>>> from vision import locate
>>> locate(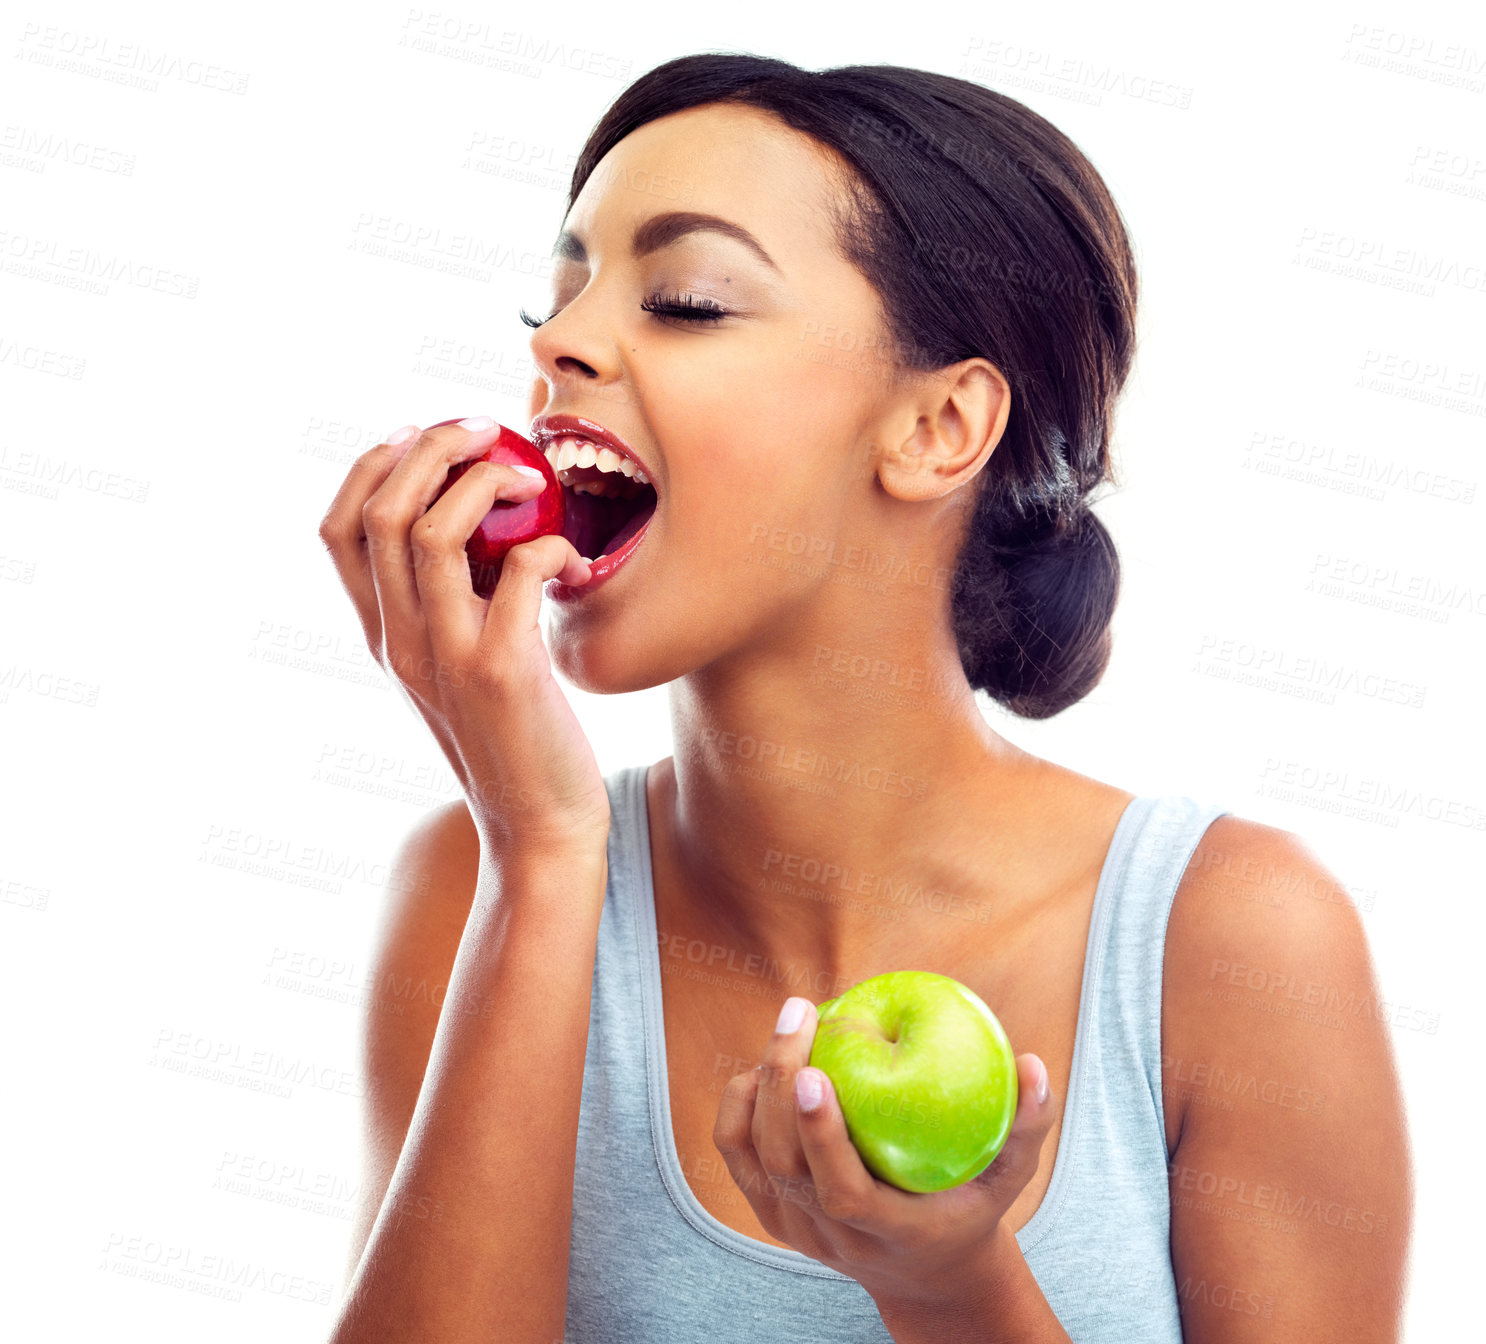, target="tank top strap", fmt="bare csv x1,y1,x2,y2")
602,763,648,918
1090,793,1232,1161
